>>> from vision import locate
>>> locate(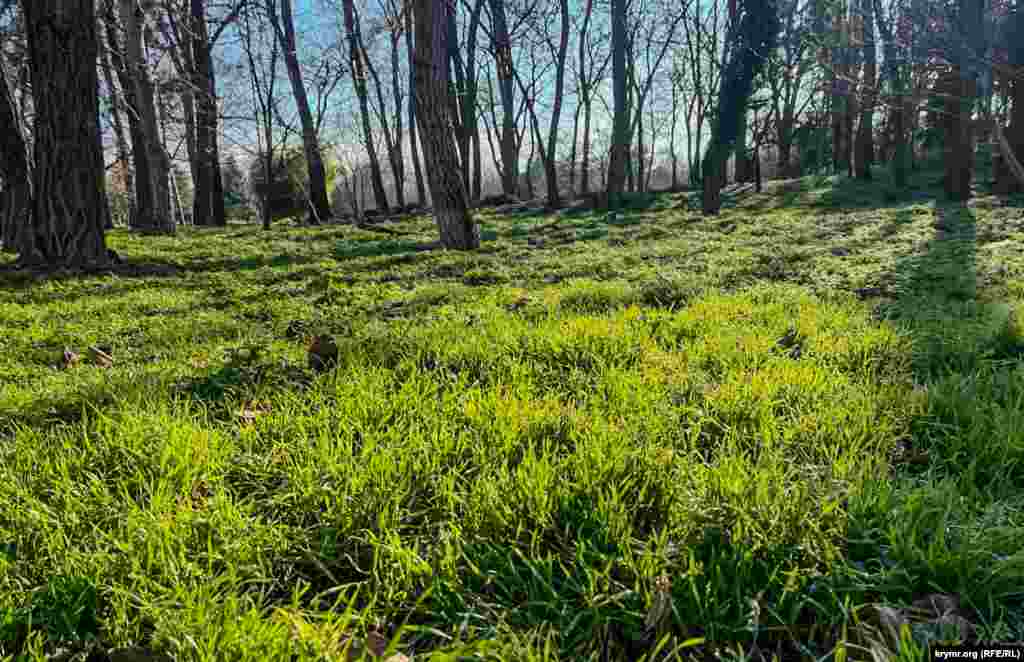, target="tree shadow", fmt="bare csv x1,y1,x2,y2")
872,200,1024,380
